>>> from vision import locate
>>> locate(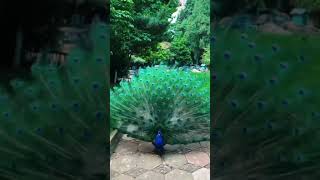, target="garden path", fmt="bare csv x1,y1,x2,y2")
111,134,210,180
